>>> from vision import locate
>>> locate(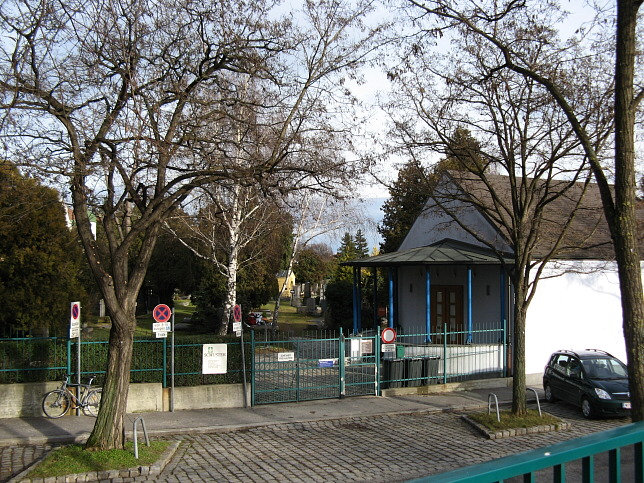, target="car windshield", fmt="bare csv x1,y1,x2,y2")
581,357,628,379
